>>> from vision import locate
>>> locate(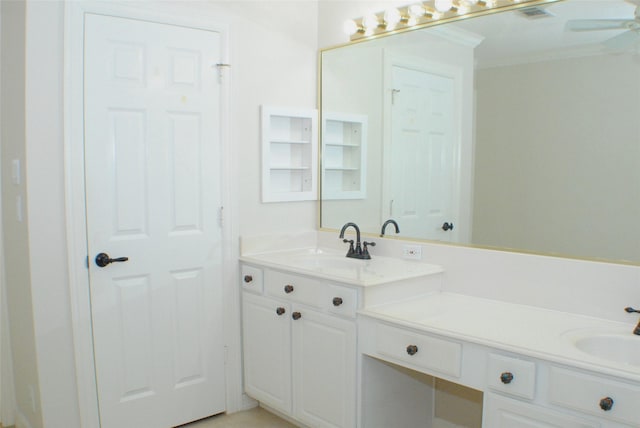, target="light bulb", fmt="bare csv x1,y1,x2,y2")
362,13,380,32
343,19,359,36
384,8,401,29
434,0,453,12
408,4,424,18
